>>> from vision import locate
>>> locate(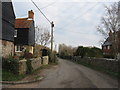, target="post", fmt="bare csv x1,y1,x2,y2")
51,21,54,62
51,21,54,52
